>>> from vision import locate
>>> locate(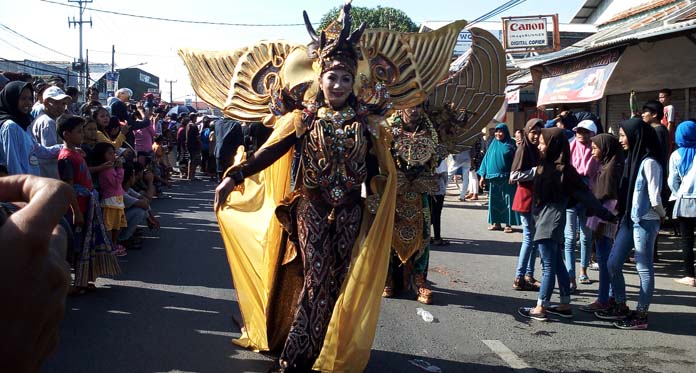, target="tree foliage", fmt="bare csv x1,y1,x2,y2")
317,6,418,33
